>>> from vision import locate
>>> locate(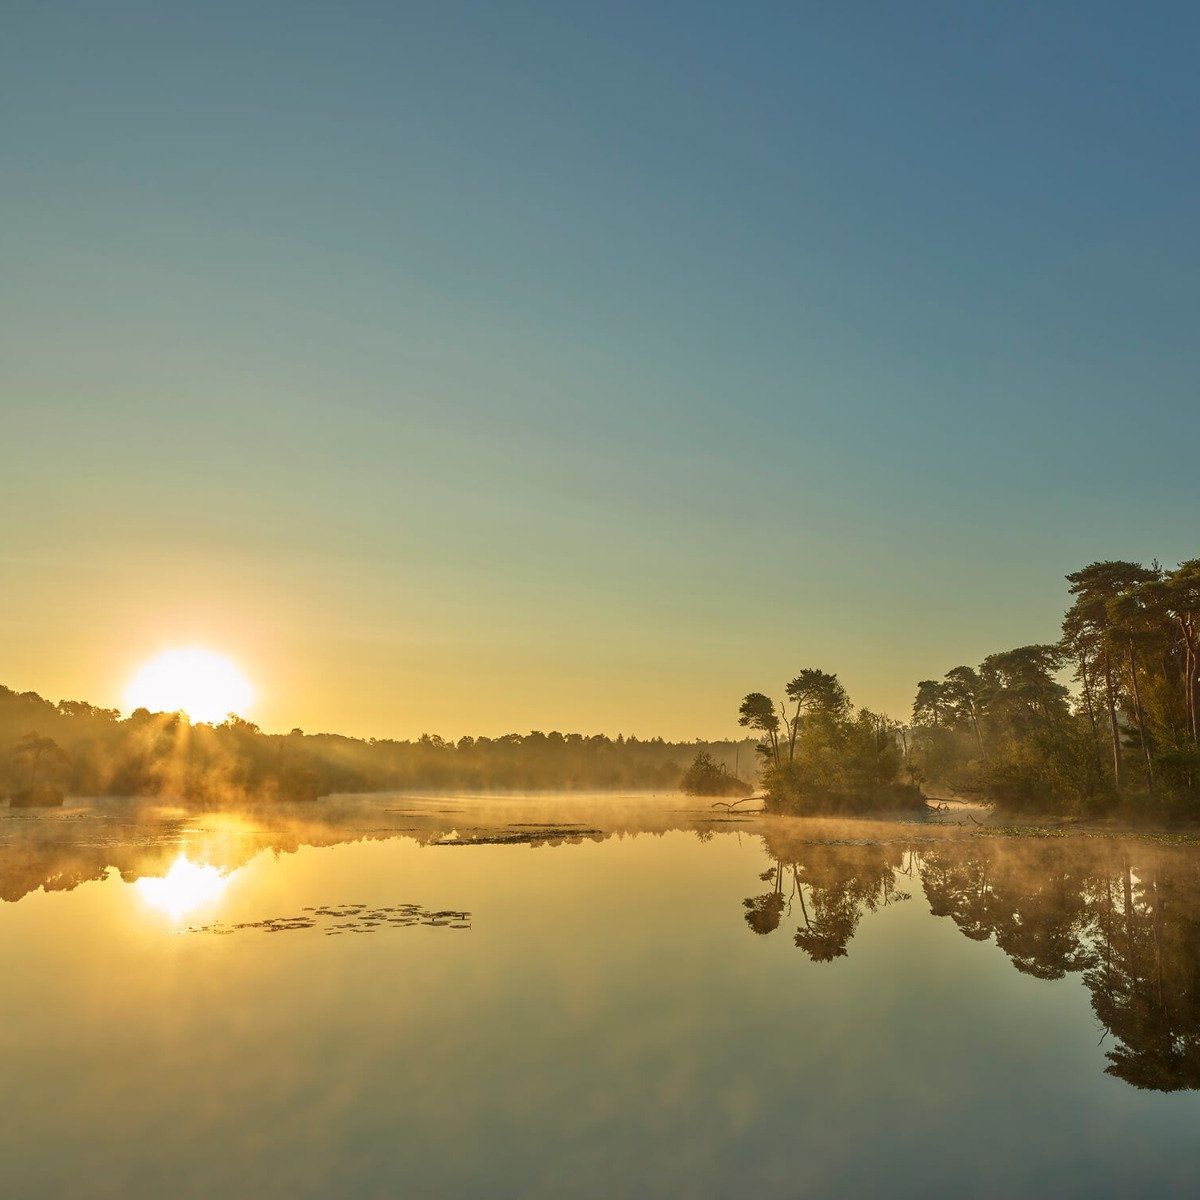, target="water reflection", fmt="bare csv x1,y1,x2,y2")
5,795,1200,1093
751,828,1200,1090
744,842,910,960
0,794,707,906
134,853,232,920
